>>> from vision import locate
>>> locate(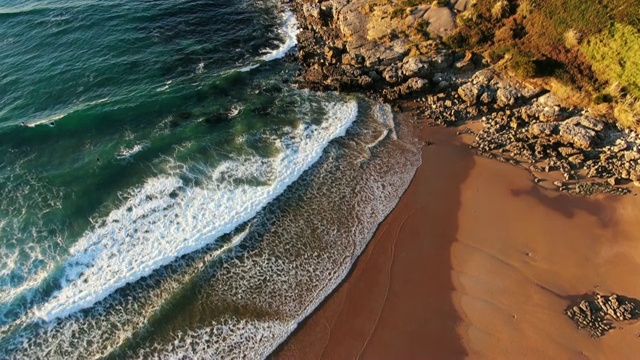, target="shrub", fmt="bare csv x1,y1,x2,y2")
444,31,469,50
390,7,406,19
415,20,431,38
485,44,514,63
509,51,537,78
492,0,510,20
593,92,614,104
